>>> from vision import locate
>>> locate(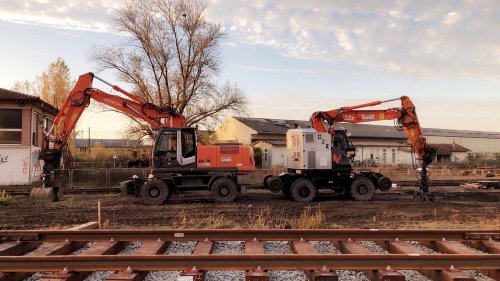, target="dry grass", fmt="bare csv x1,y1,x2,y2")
168,206,328,229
